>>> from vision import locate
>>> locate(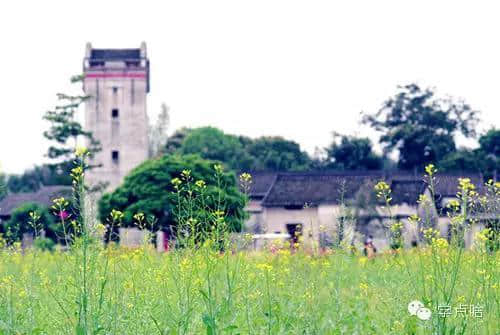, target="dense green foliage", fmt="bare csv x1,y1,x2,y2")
172,126,312,171
439,128,500,178
322,133,385,170
98,154,247,232
364,83,480,170
4,203,57,243
6,162,72,193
